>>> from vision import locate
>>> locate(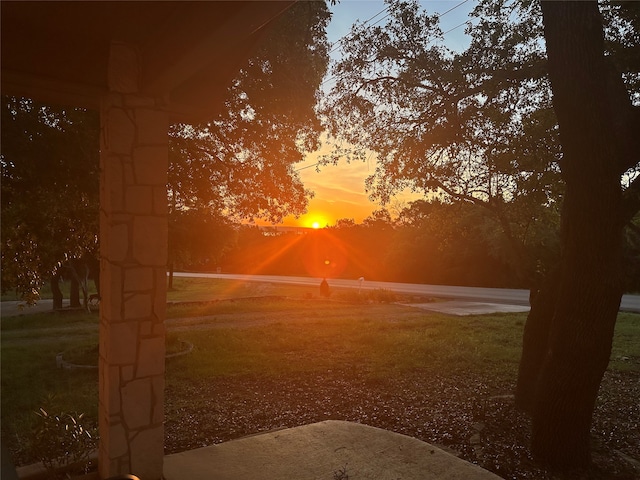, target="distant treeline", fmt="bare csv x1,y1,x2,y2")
172,202,640,292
